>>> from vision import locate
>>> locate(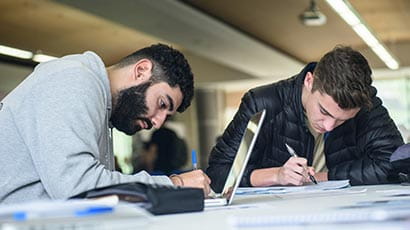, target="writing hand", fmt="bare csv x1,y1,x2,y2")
278,157,314,185
170,170,211,195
